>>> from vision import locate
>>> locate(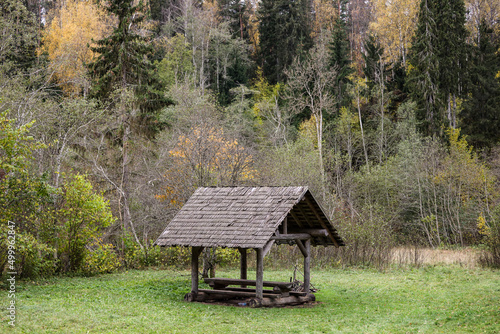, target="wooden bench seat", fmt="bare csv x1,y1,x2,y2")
204,278,294,291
